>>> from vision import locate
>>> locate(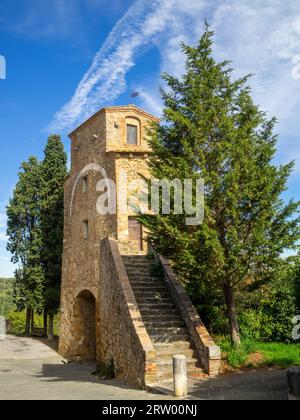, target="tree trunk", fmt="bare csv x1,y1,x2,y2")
25,308,31,336
224,284,241,346
43,310,48,338
30,310,35,336
48,313,54,341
